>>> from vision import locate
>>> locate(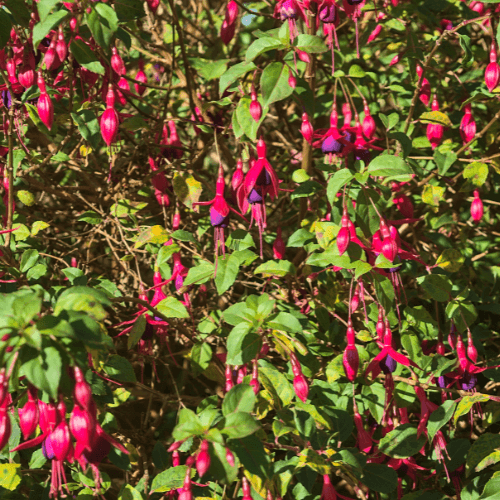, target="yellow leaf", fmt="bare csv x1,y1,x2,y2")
420,111,452,127
422,185,445,207
297,449,332,475
134,225,170,249
436,249,465,273
0,464,21,491
173,173,202,210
